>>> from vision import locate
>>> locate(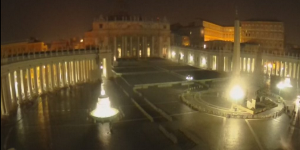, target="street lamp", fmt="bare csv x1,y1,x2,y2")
230,85,245,102
186,75,193,90
276,76,293,96
230,85,245,111
171,51,176,58
277,82,285,96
